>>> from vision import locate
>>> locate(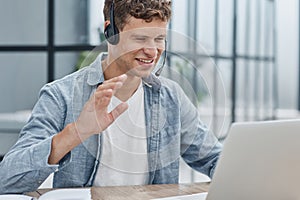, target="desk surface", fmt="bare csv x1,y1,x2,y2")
27,182,210,200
